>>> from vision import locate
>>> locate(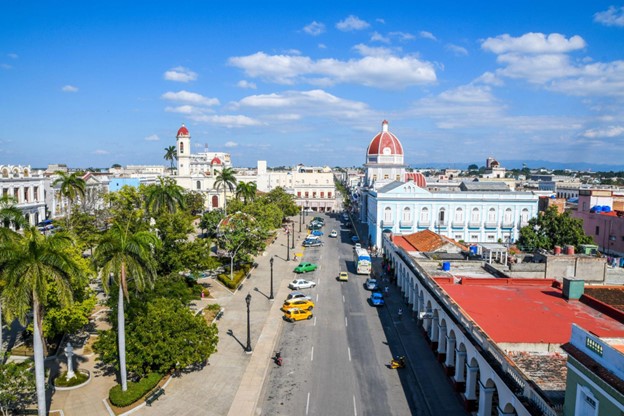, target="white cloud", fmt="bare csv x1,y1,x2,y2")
93,149,109,155
582,126,624,138
474,71,504,86
228,50,436,89
389,31,415,41
164,66,198,82
594,6,624,27
7,53,18,59
237,80,257,89
549,60,624,96
224,141,238,147
165,105,196,114
62,85,79,93
496,53,577,83
336,15,369,31
481,33,586,54
191,114,263,127
144,134,160,141
318,43,327,49
303,21,325,36
0,64,12,70
161,90,220,106
419,31,437,41
446,44,468,56
371,32,390,43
